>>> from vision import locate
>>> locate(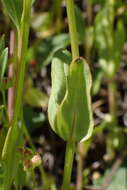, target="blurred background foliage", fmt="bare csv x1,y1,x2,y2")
1,0,127,189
